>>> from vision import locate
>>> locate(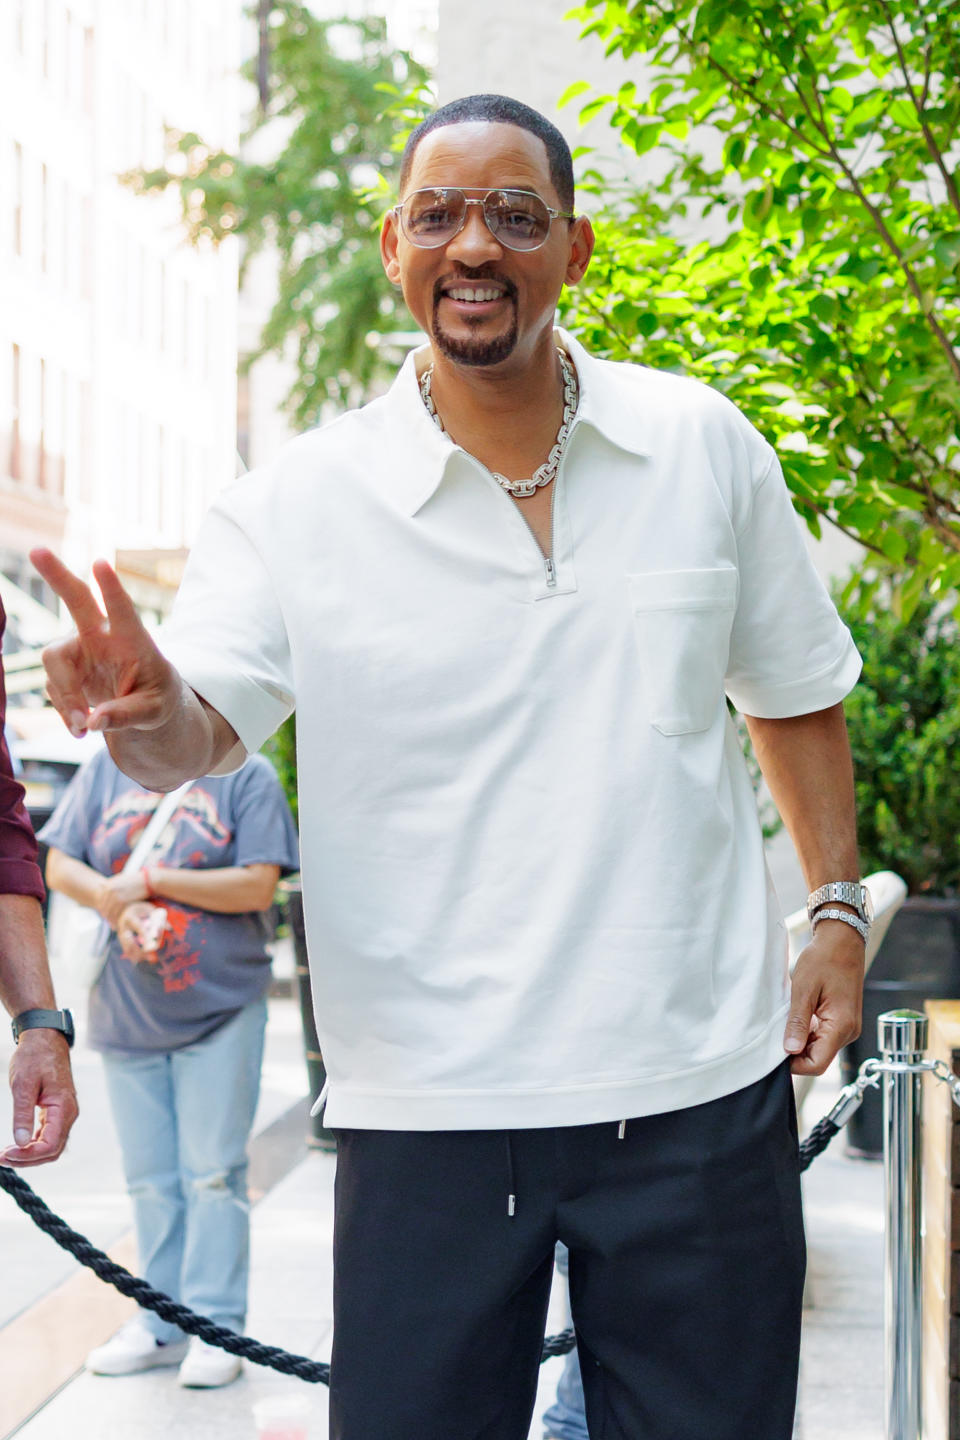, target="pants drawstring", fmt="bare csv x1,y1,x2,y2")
505,1133,516,1217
